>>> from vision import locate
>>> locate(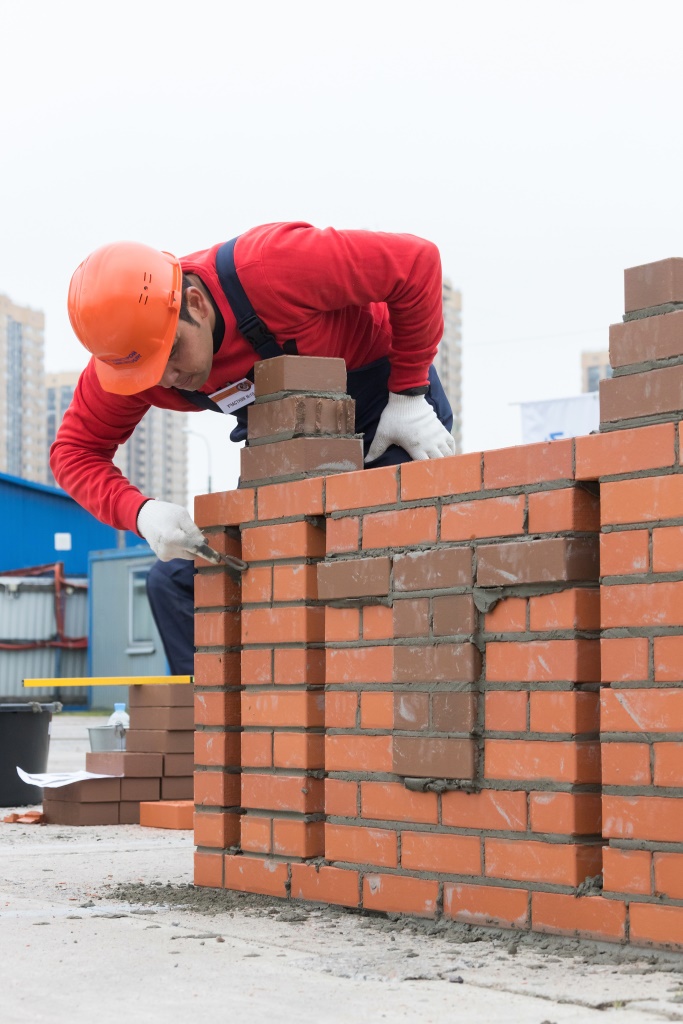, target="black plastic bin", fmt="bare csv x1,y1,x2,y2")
0,702,61,806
